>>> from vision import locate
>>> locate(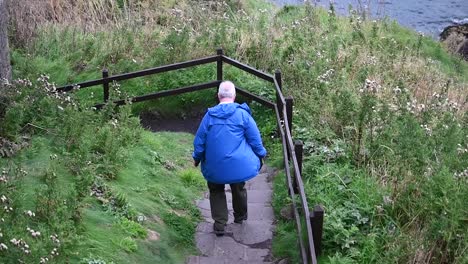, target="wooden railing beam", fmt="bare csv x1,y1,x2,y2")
57,55,218,92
